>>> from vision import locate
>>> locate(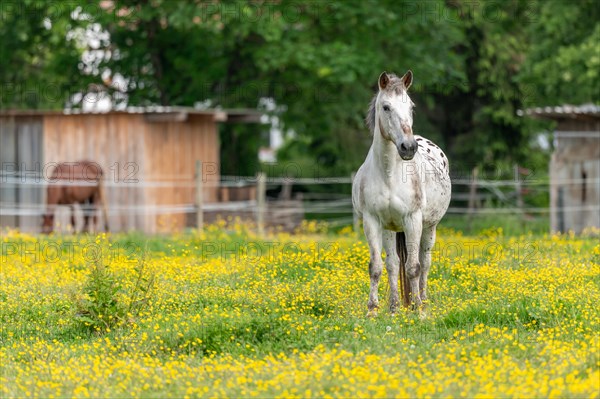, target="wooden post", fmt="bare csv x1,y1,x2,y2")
514,164,524,212
351,172,360,235
256,172,266,236
280,180,292,200
467,167,478,231
195,160,203,233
